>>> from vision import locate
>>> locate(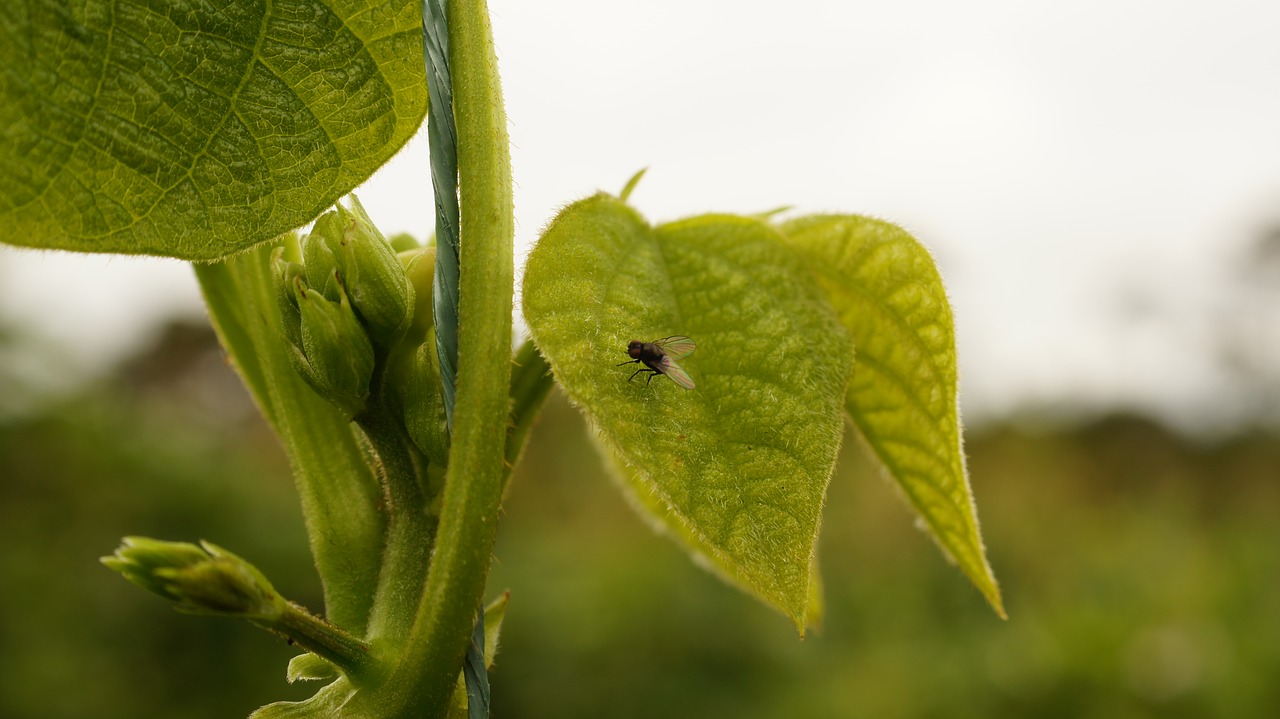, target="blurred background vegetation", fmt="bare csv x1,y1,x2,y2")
2,314,1278,719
